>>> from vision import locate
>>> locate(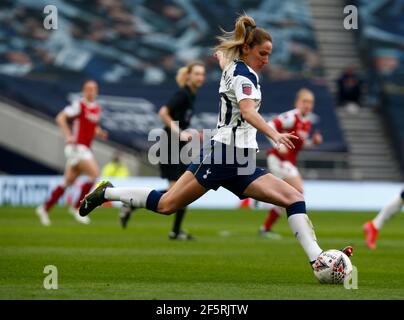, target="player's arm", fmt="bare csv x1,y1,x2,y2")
55,110,74,144
95,126,108,140
304,130,323,148
239,99,298,149
266,120,288,154
158,105,192,141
